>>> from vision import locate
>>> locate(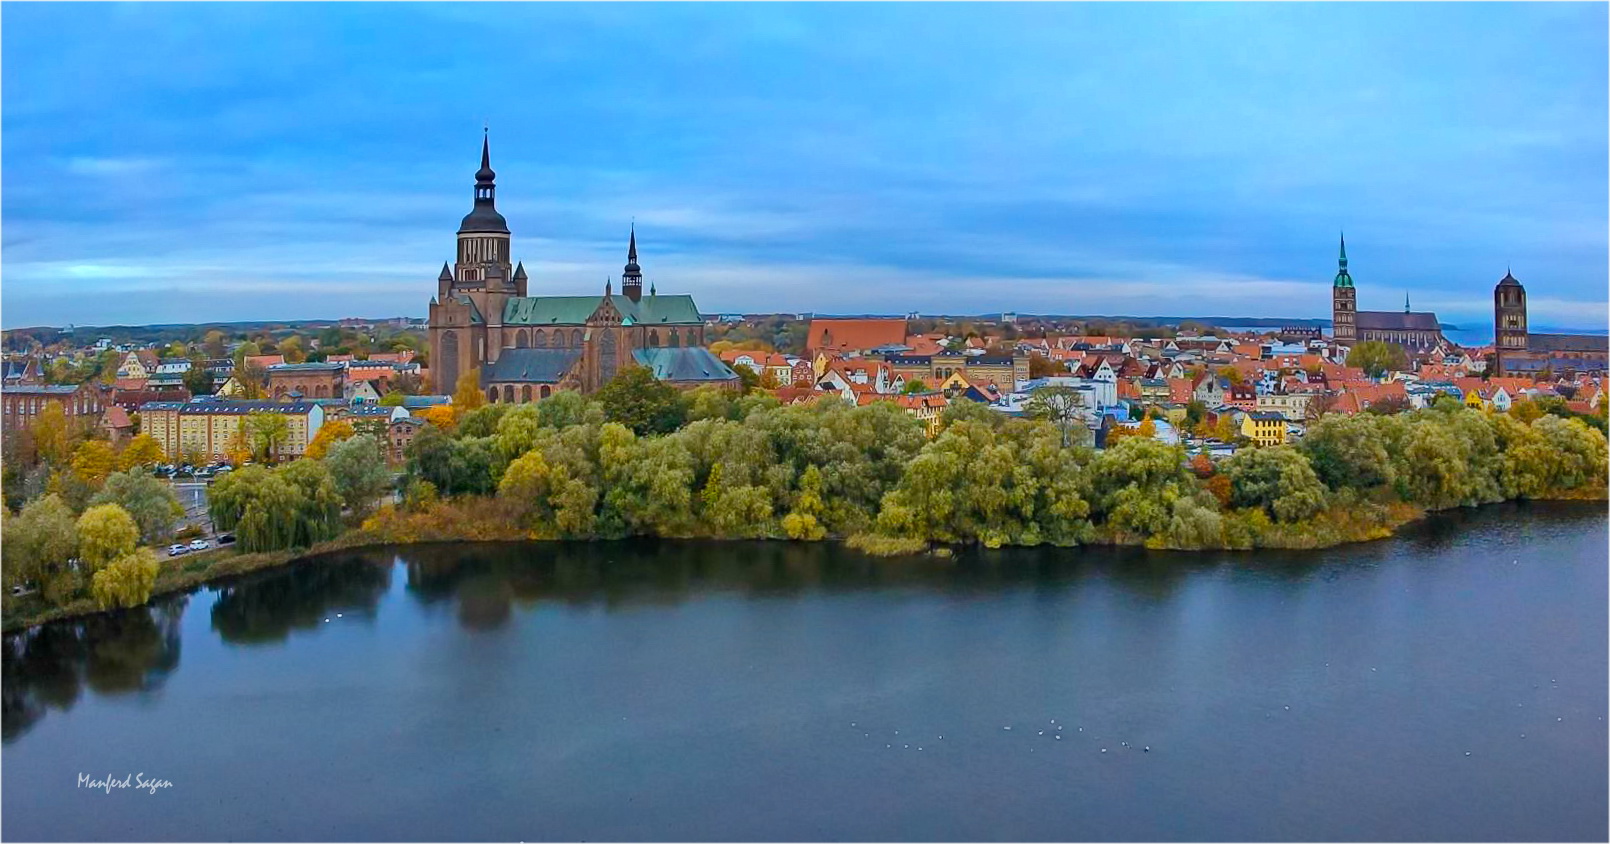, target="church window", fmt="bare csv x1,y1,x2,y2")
521,386,531,402
572,329,583,346
504,385,514,403
487,387,497,402
601,330,618,379
669,330,680,348
649,330,660,347
540,386,551,399
516,330,529,348
535,329,547,348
